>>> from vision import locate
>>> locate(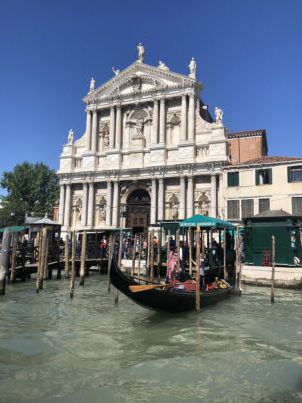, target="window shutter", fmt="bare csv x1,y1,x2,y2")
255,170,259,185
228,172,239,187
288,167,292,183
268,168,272,184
